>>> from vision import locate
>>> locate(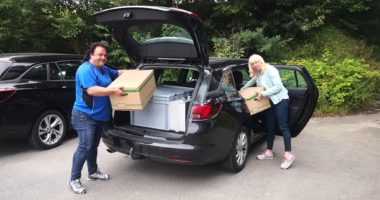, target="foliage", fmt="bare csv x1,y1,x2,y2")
201,0,373,39
287,52,380,115
0,0,379,116
161,24,185,37
211,28,286,59
0,0,123,54
0,0,56,52
94,25,133,69
211,37,244,58
283,26,374,63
